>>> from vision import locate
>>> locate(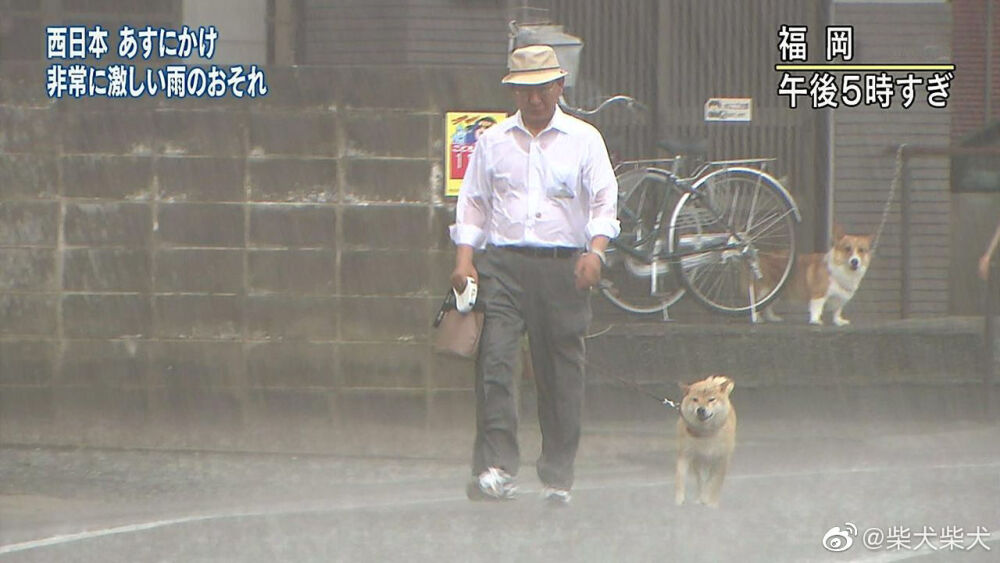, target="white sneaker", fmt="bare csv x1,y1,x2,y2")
541,486,571,505
466,467,517,501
